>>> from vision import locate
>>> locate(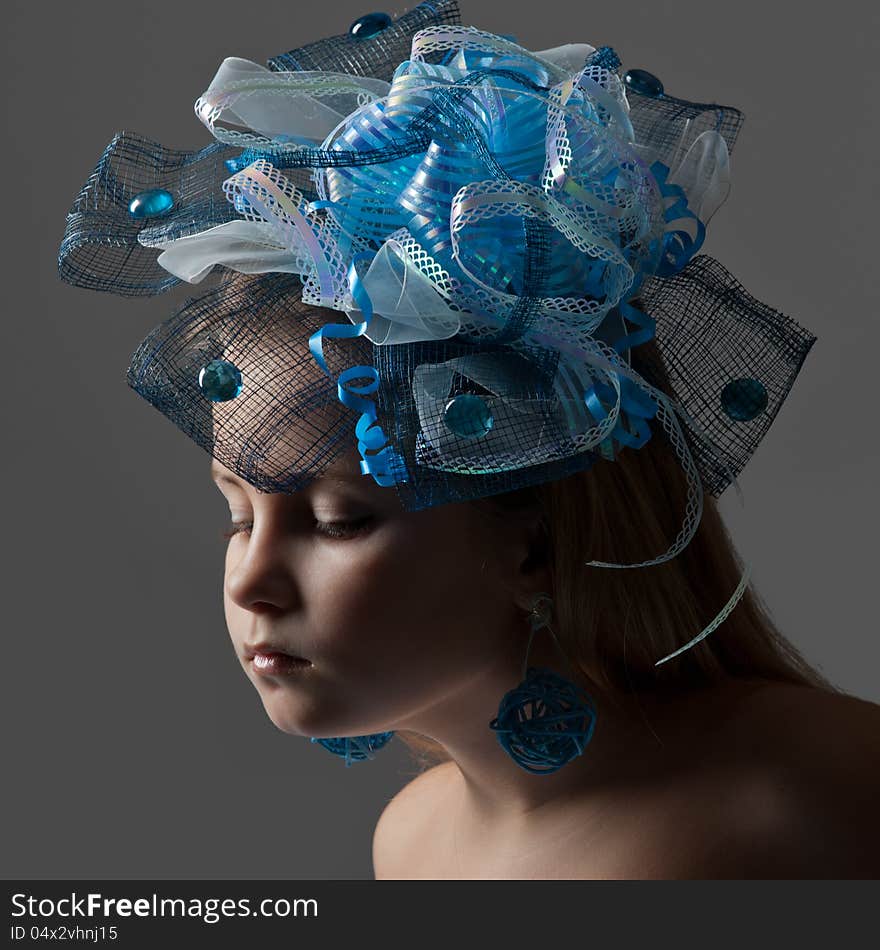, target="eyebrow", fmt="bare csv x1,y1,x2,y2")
209,467,357,489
